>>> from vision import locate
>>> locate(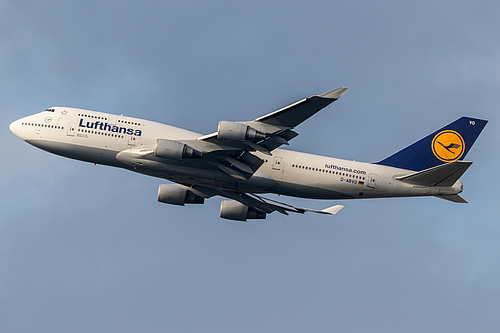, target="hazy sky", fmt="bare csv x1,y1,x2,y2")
1,1,499,332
